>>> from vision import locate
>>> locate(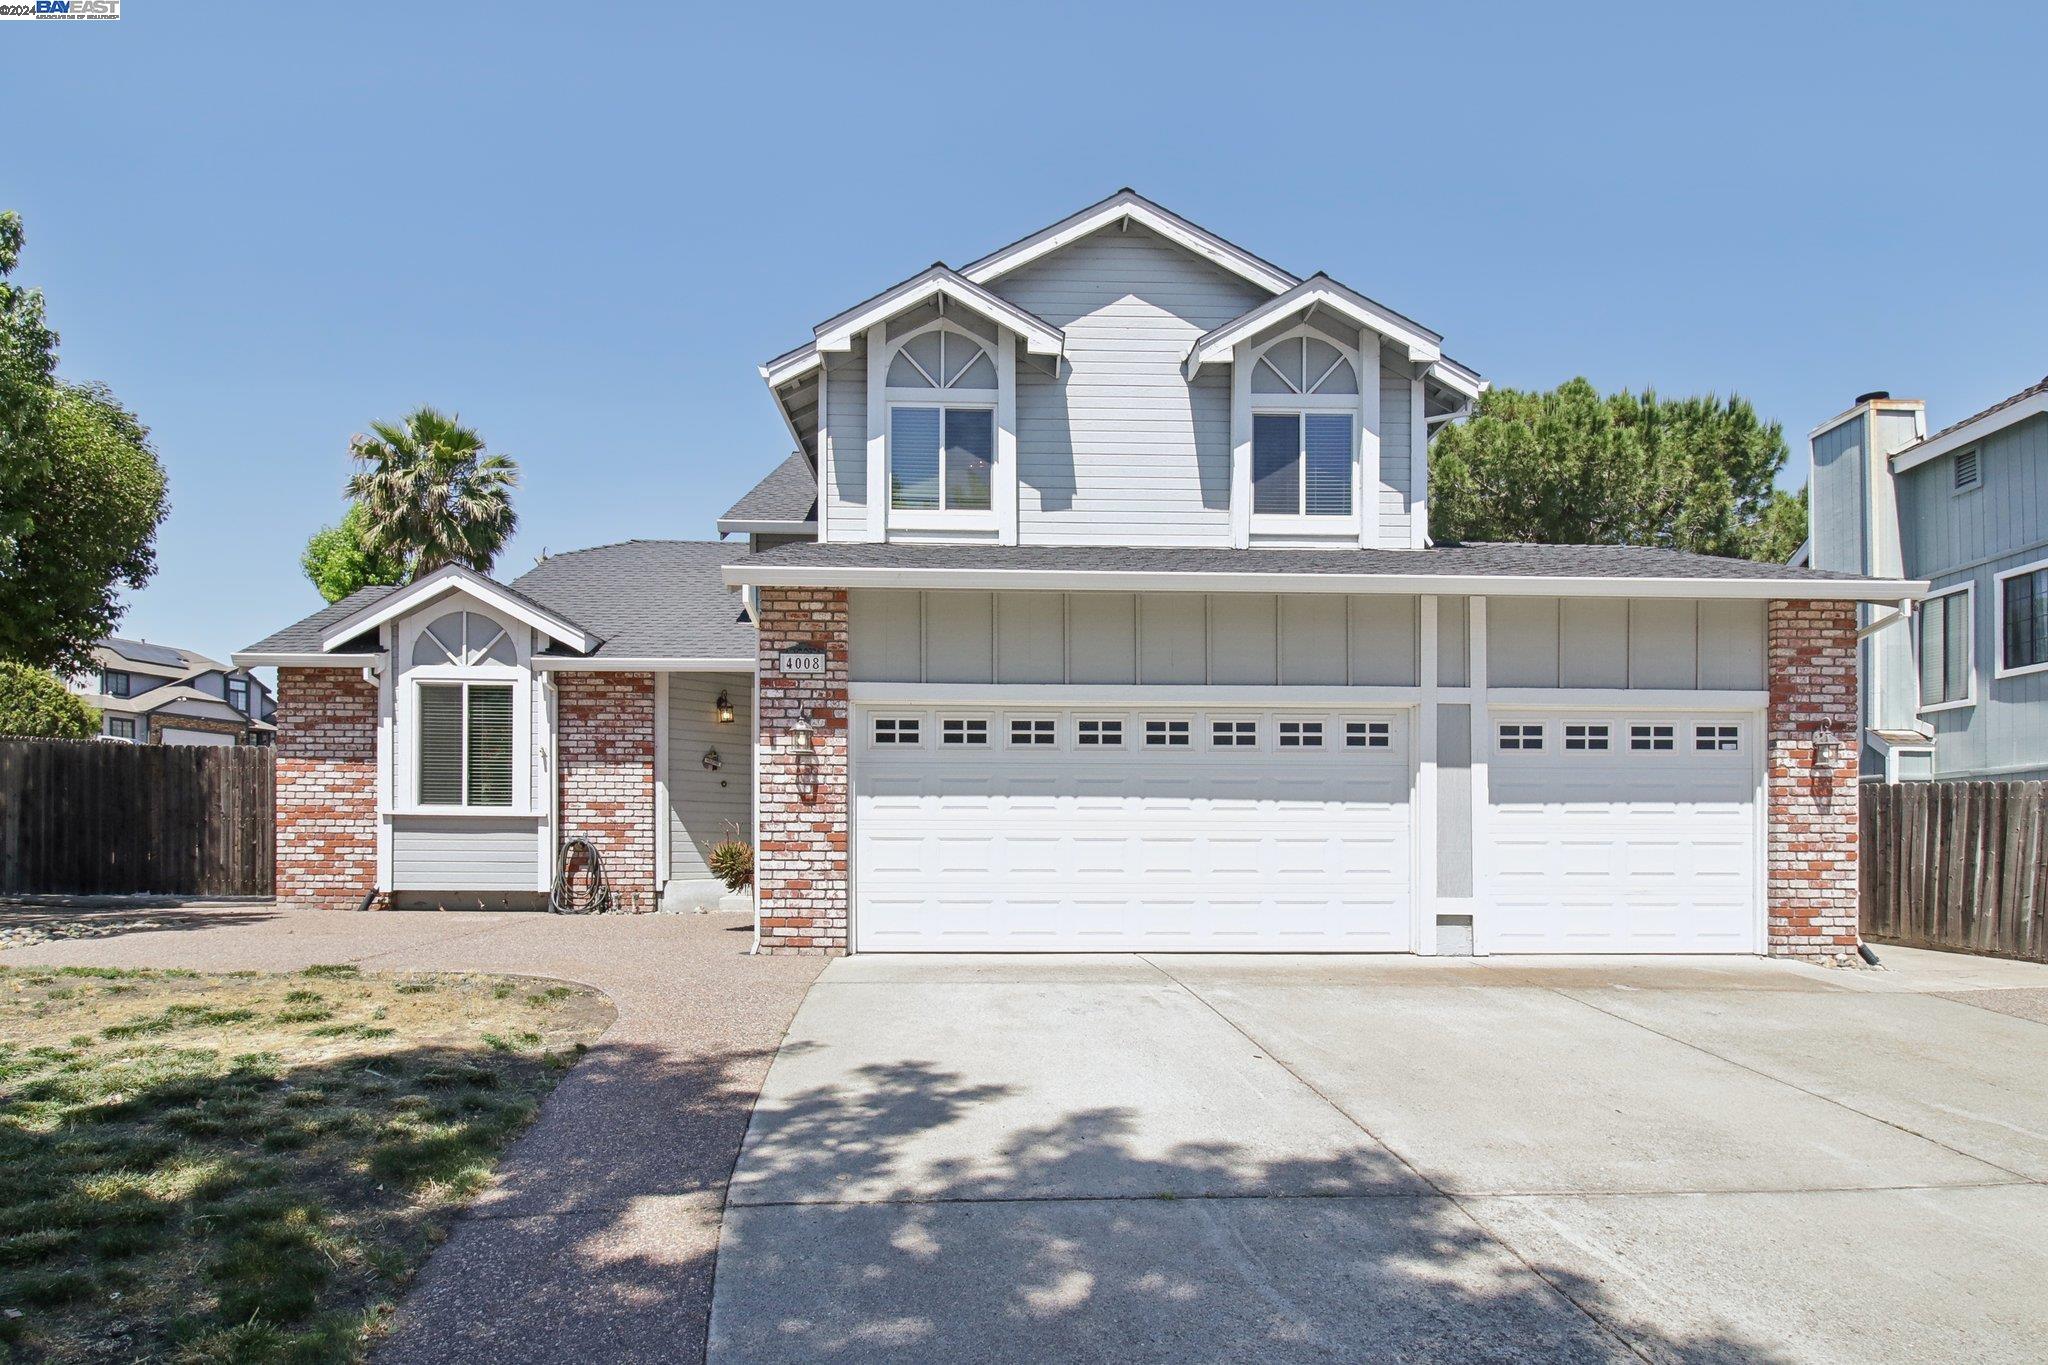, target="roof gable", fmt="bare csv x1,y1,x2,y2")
315,565,601,655
960,189,1298,296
